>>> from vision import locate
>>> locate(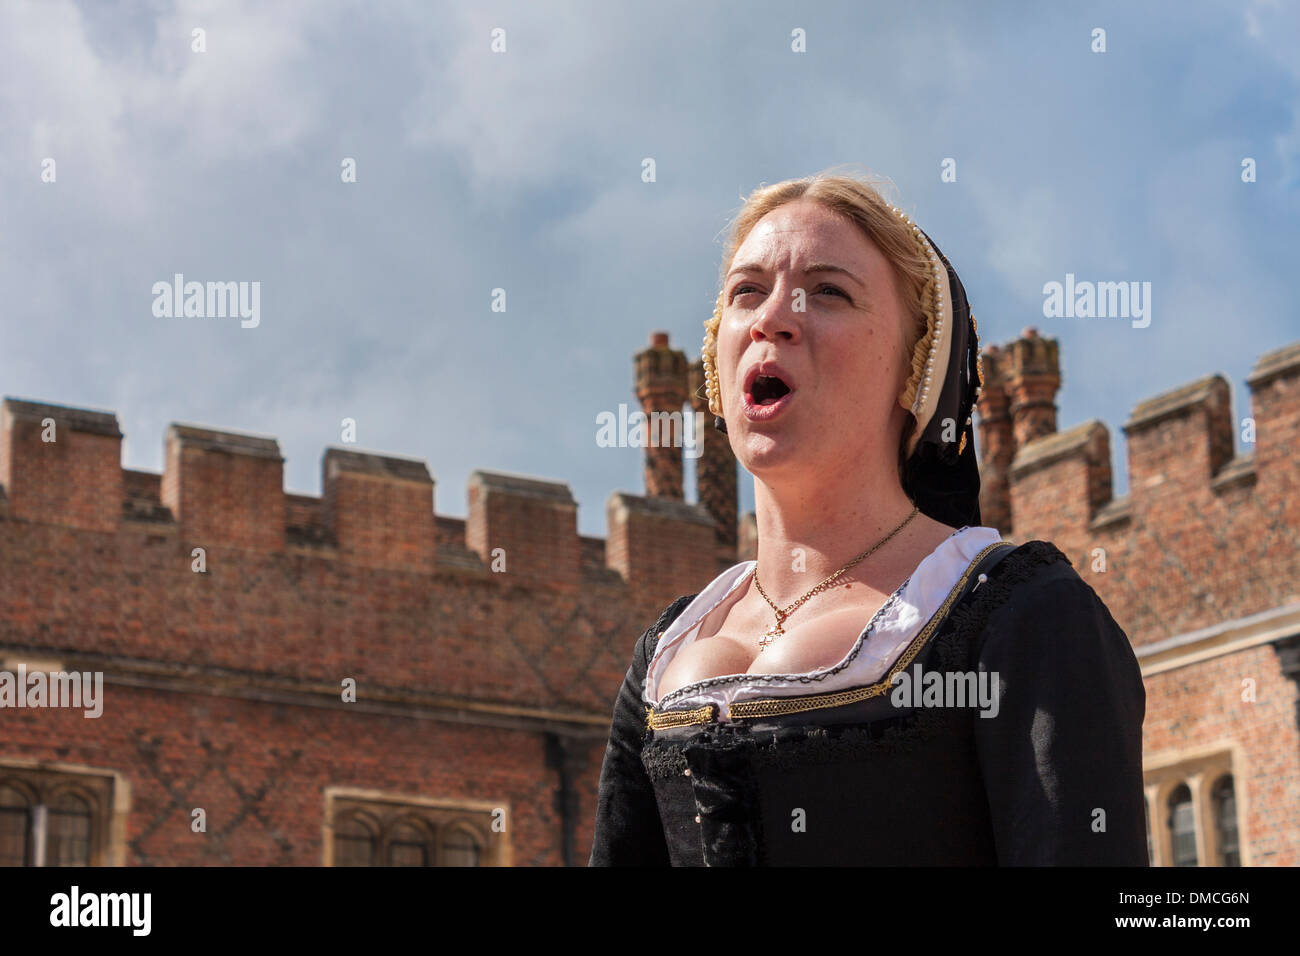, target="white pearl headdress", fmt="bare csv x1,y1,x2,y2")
888,204,953,460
